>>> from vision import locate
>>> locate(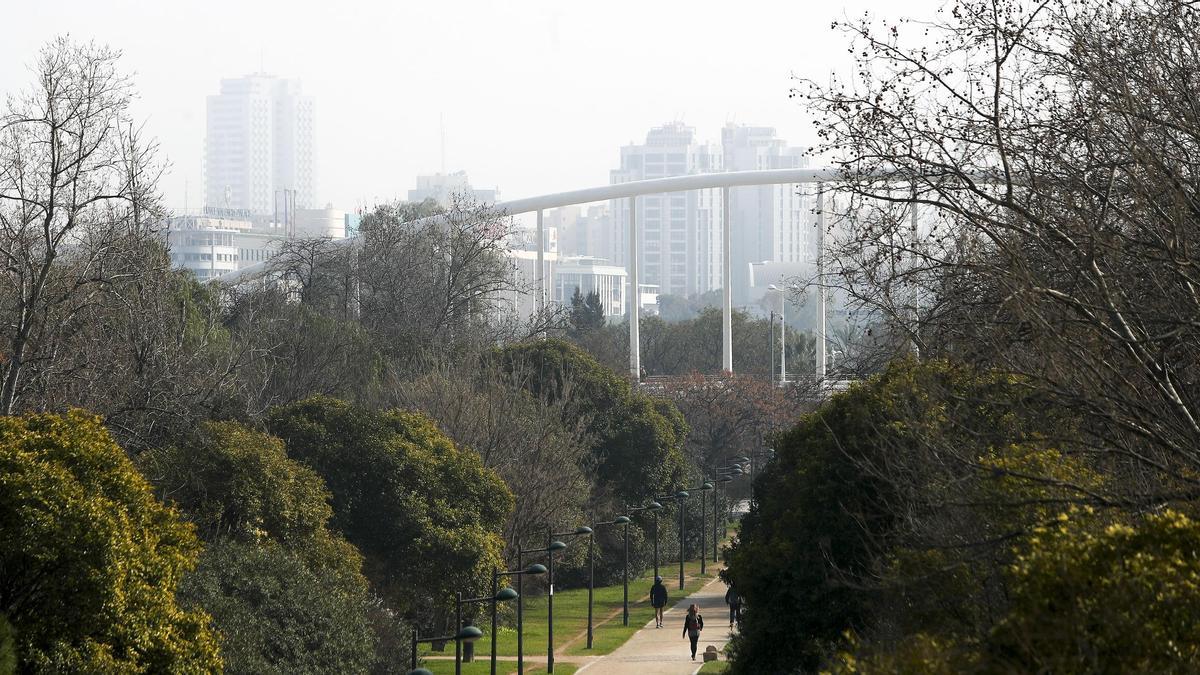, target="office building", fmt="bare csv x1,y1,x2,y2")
610,123,724,299
722,124,811,305
204,74,315,215
408,171,499,206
